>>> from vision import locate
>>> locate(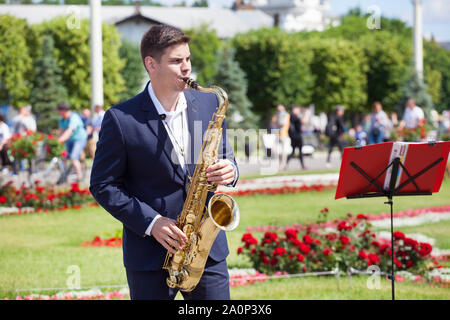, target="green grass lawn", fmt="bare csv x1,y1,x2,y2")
0,177,449,300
